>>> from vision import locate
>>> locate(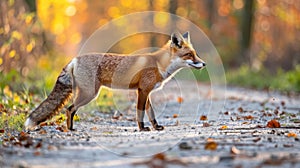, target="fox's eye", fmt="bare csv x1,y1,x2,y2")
184,53,193,57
